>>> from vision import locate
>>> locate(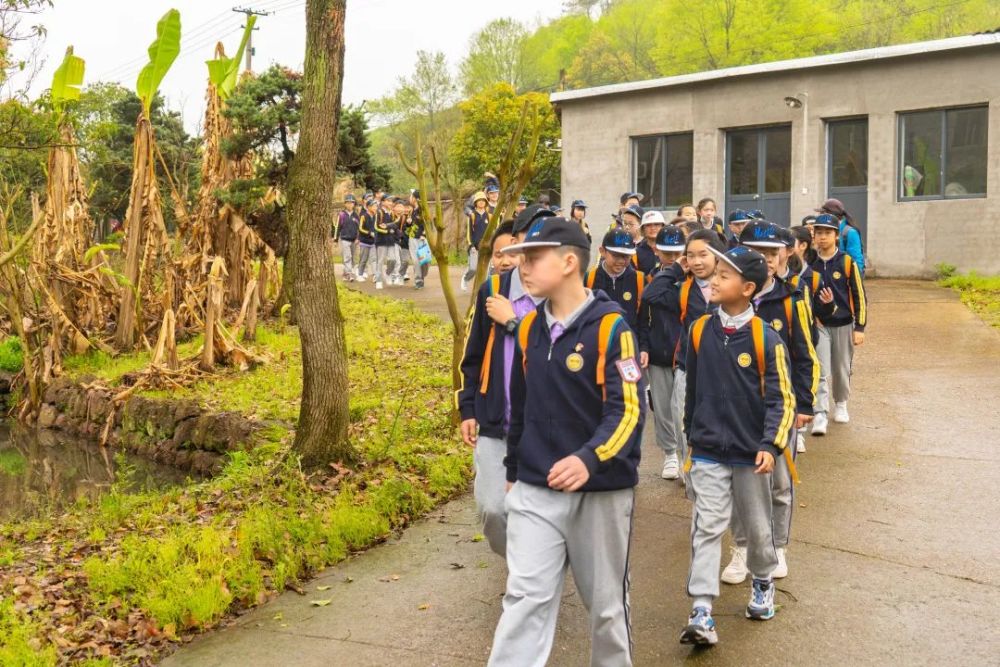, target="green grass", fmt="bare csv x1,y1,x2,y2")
0,285,470,664
63,335,205,383
0,336,23,373
939,271,1000,329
